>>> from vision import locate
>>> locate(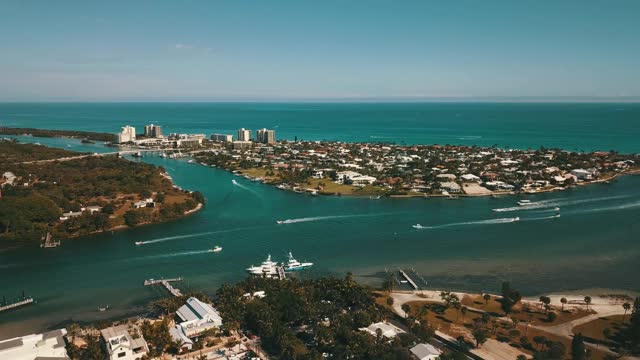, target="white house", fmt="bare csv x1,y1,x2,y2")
460,174,481,182
410,343,442,360
359,322,405,339
350,175,377,186
570,168,595,180
0,328,69,360
334,171,362,184
133,198,154,209
440,182,462,193
100,324,148,360
170,297,223,350
1,171,16,187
